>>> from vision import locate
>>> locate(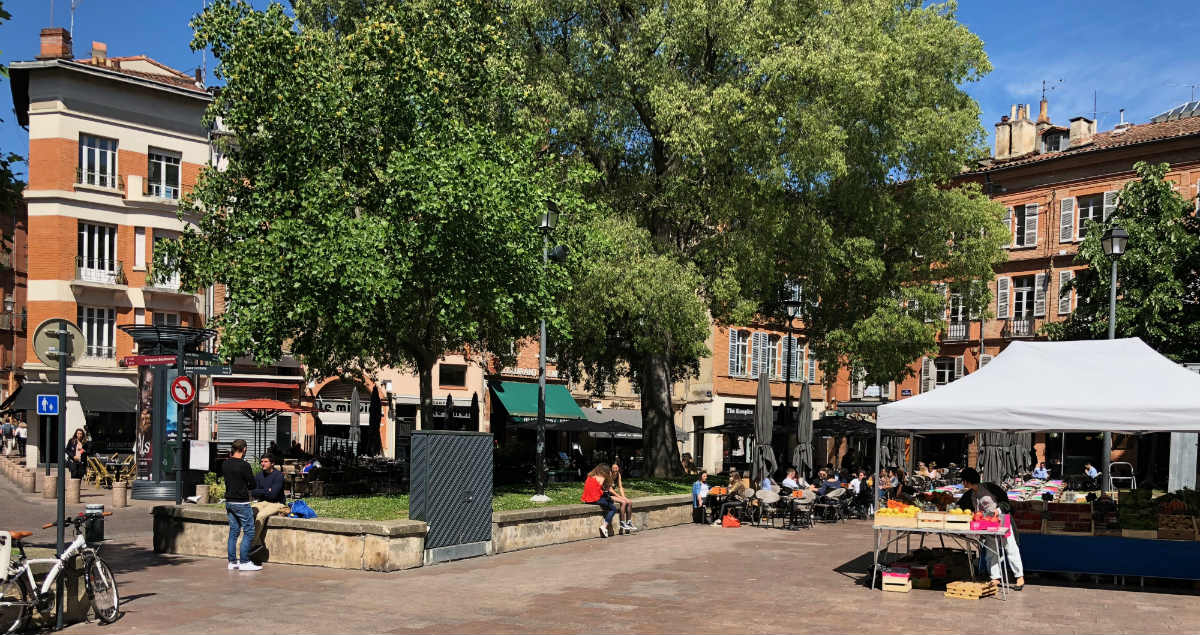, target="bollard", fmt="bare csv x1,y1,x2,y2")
43,474,58,500
66,478,82,504
111,481,128,508
21,470,35,493
194,484,209,505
